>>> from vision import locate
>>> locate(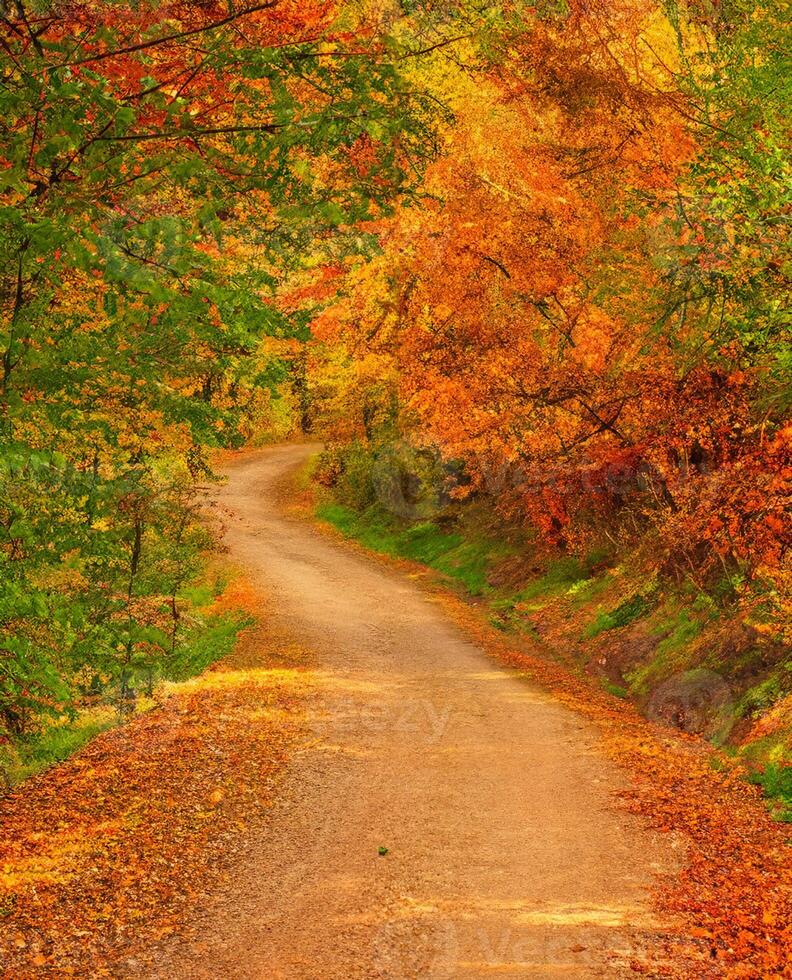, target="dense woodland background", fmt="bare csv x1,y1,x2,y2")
0,1,789,795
